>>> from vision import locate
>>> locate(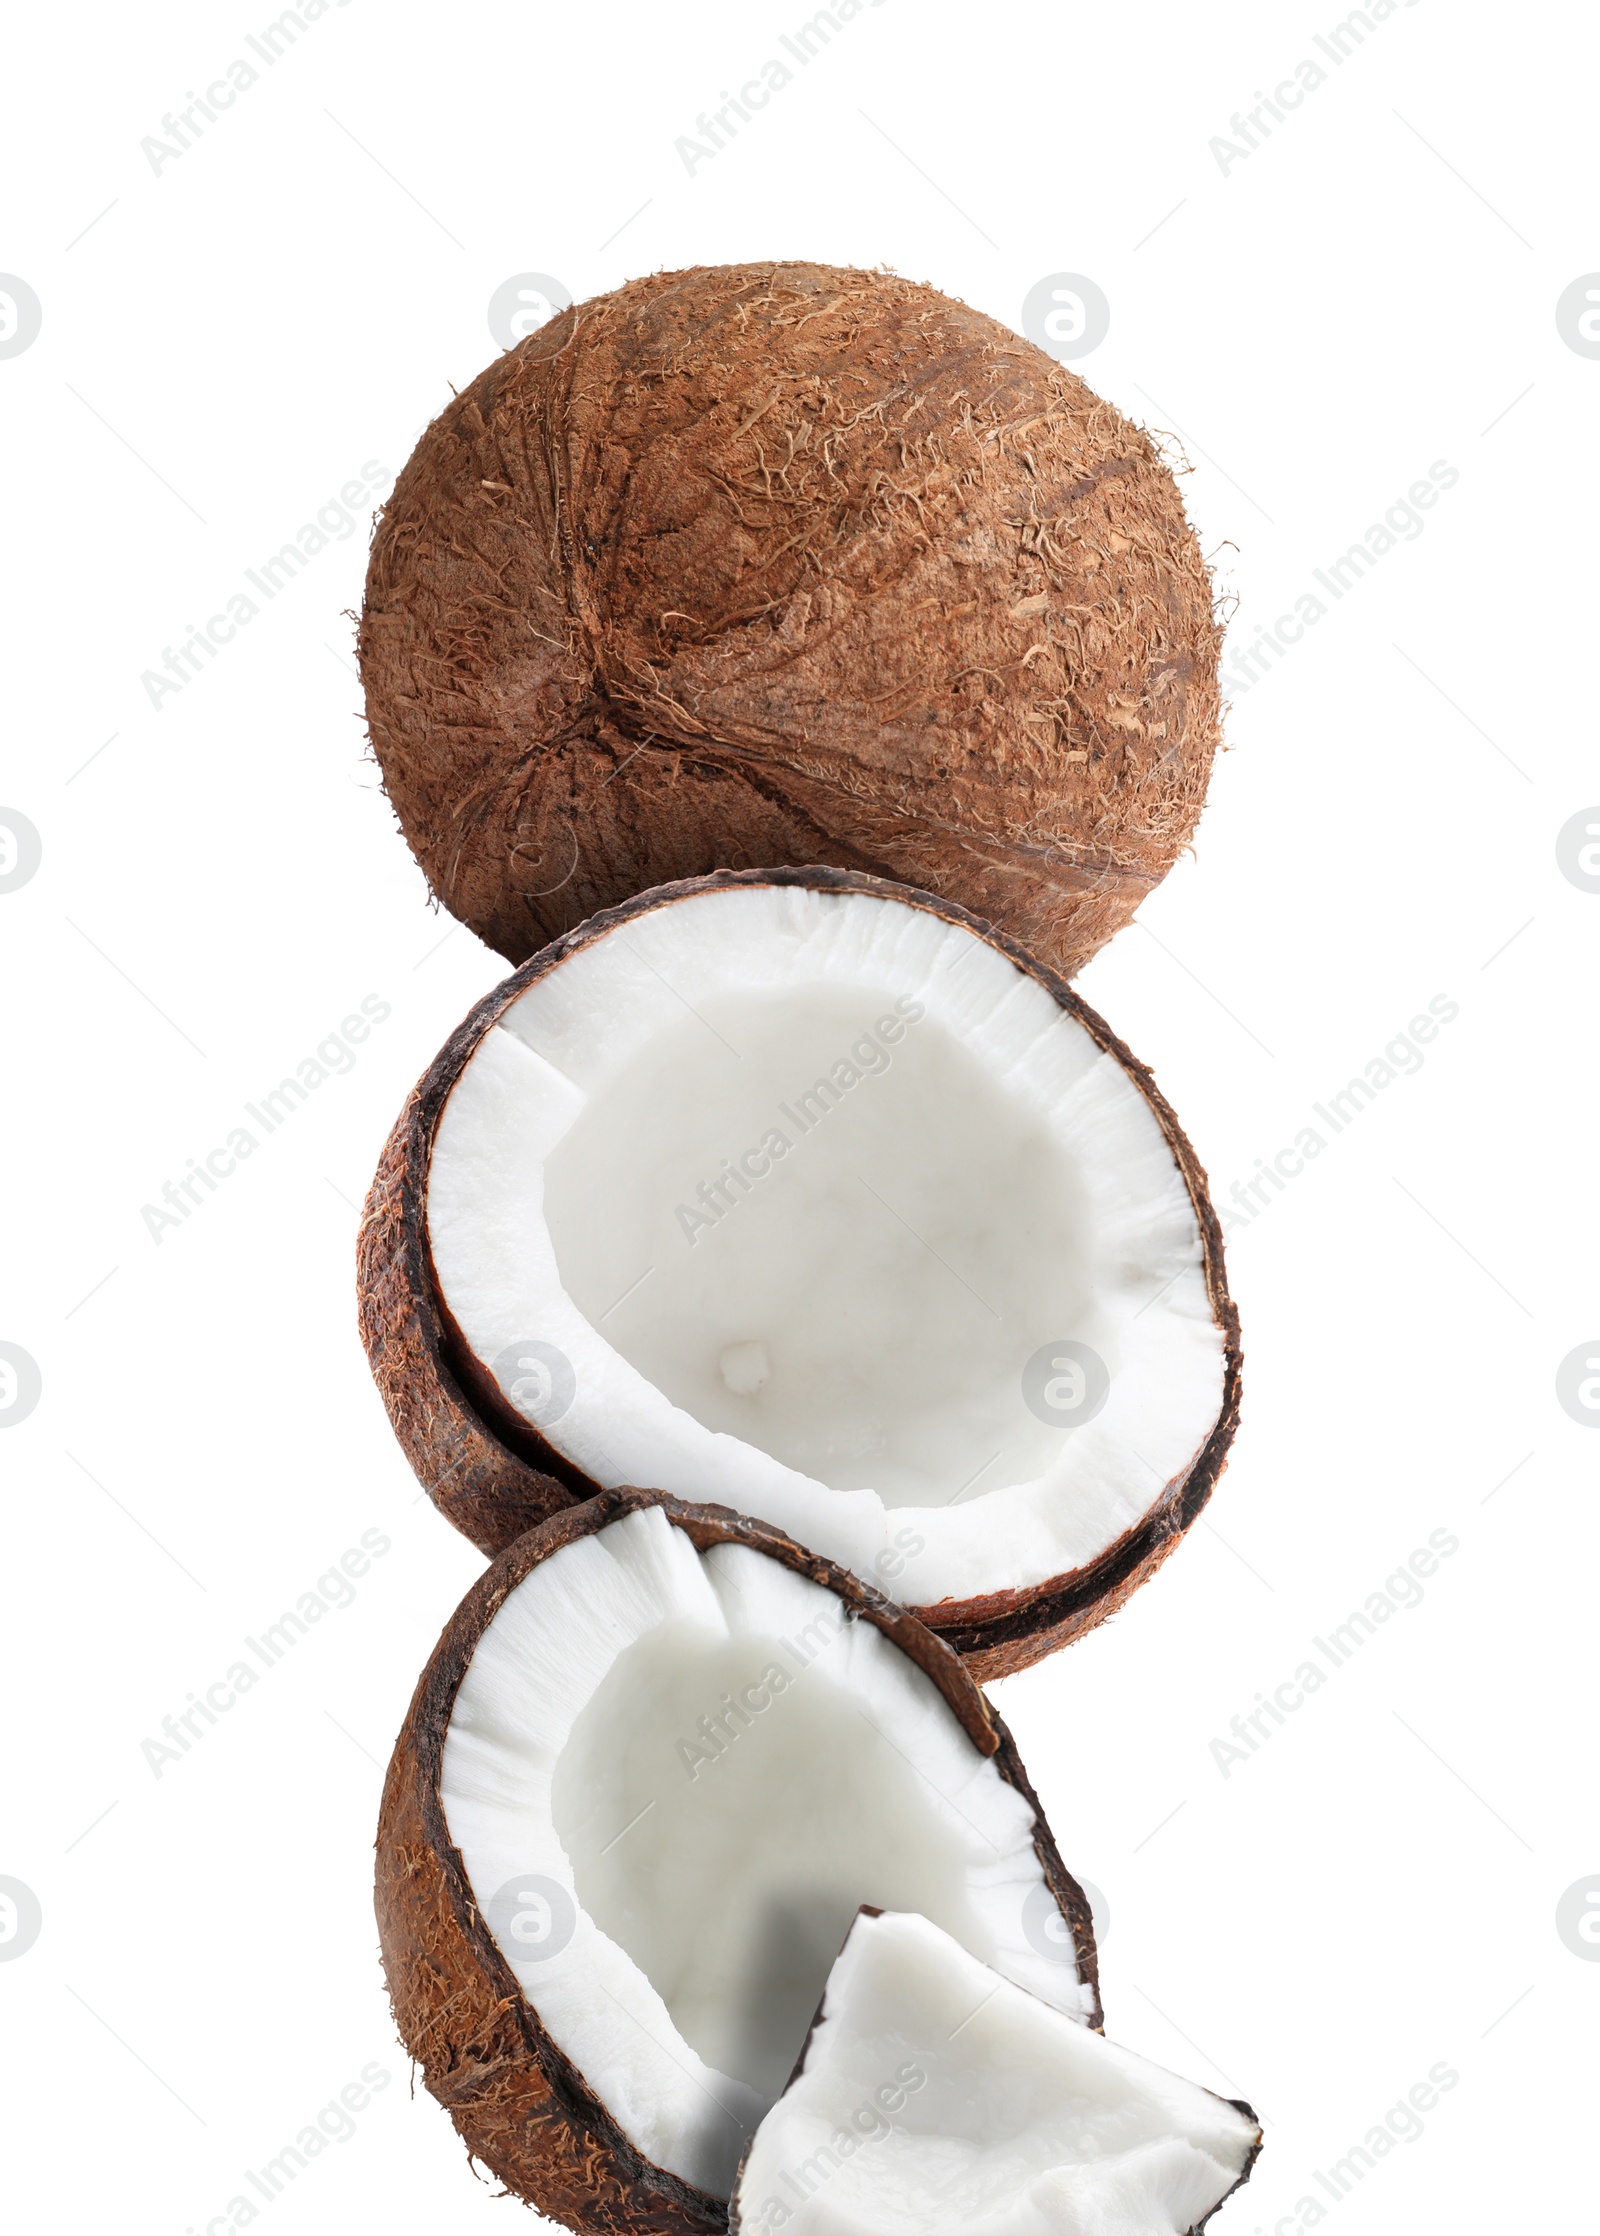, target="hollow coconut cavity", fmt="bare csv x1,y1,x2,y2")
733,1909,1260,2236
359,869,1239,1675
358,260,1223,986
375,1492,1097,2234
